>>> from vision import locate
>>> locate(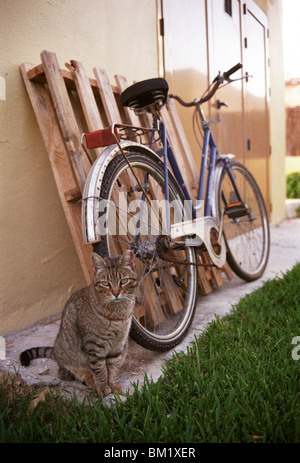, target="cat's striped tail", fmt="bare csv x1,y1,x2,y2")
20,347,54,366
